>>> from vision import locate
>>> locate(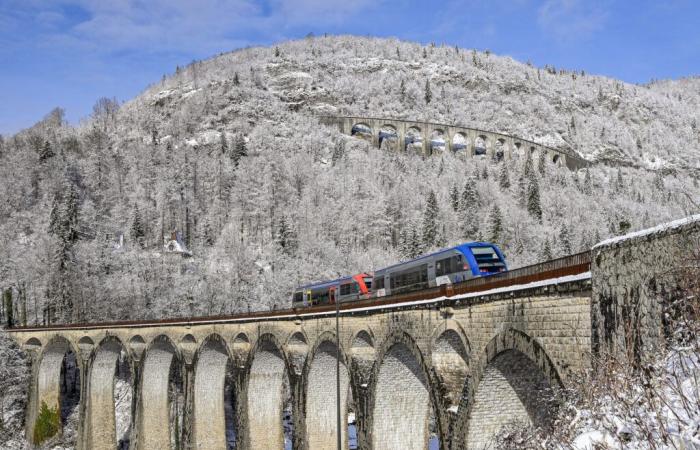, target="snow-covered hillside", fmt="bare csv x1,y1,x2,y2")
0,35,698,325
126,36,700,170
